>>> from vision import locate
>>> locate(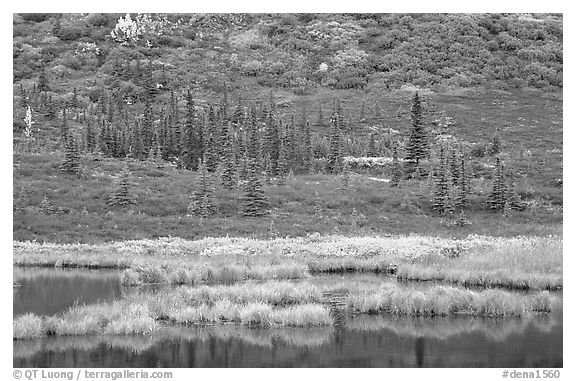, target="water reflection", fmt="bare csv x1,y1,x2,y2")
13,267,124,316
14,309,562,368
